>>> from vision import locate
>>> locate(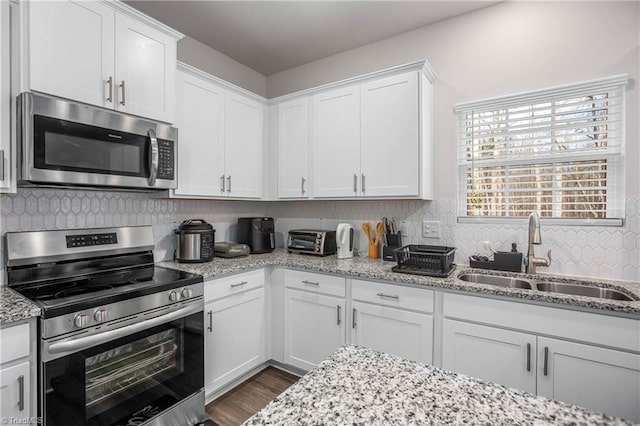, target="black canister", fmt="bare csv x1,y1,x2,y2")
175,219,215,263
